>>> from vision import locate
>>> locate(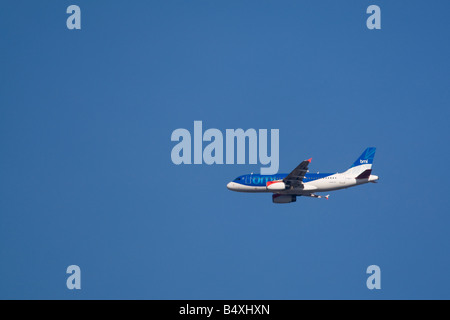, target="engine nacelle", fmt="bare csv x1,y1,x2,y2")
266,180,286,191
272,194,296,204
